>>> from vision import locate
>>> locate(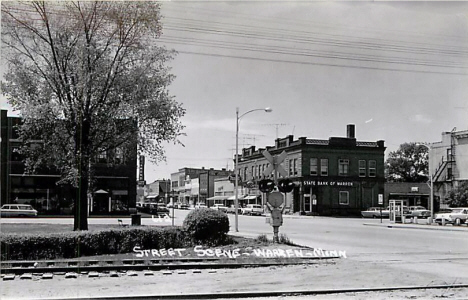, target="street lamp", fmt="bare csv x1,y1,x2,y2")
235,107,272,232
417,143,434,222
